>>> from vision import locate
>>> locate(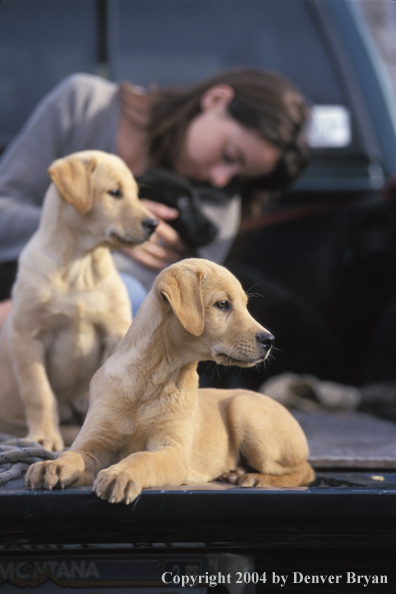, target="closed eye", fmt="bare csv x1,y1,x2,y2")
108,188,123,199
215,300,230,310
222,152,235,165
